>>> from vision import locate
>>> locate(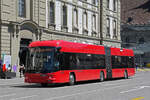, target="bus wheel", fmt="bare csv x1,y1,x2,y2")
69,74,75,86
124,71,128,79
100,72,104,82
41,83,48,87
